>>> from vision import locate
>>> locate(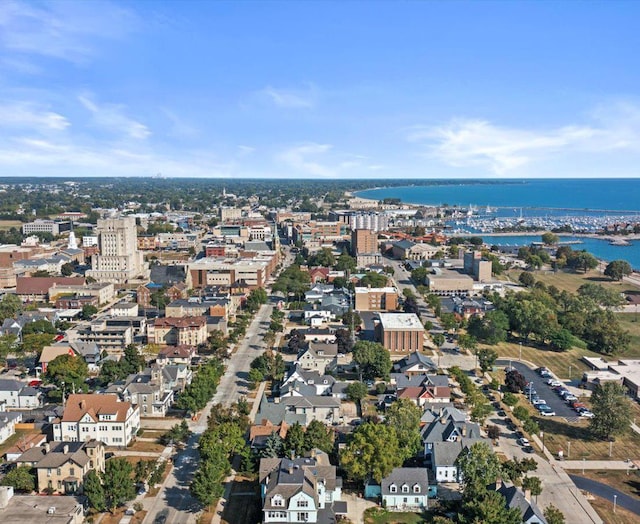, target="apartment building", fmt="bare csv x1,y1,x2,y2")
354,286,398,312
375,313,425,353
52,394,140,446
351,229,378,256
147,316,208,346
